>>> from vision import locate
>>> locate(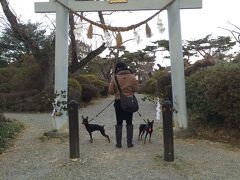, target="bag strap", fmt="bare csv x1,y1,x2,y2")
114,75,122,94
